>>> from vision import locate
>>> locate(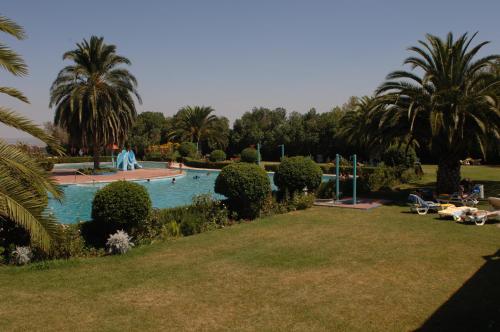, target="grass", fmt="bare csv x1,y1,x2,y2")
0,165,499,331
